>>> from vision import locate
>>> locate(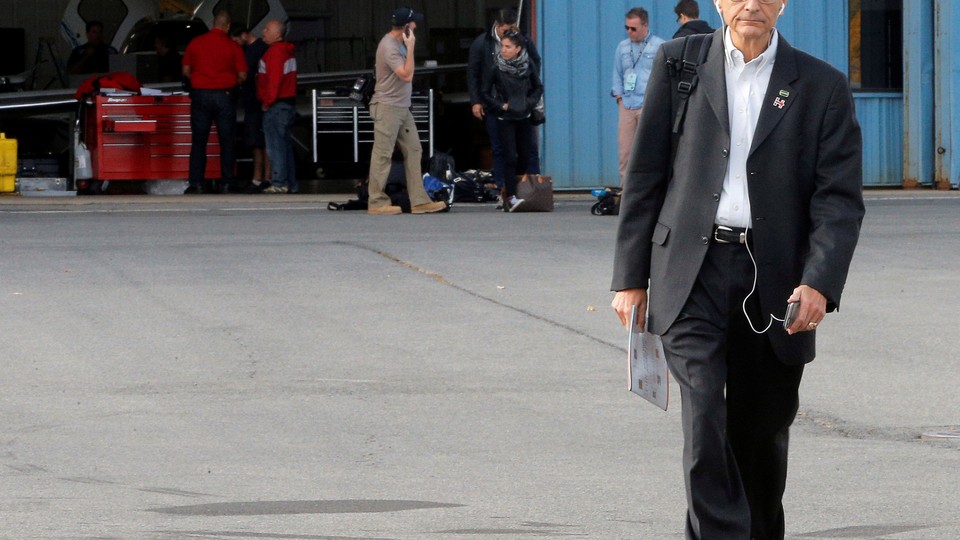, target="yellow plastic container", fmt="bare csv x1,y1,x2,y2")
0,133,16,193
